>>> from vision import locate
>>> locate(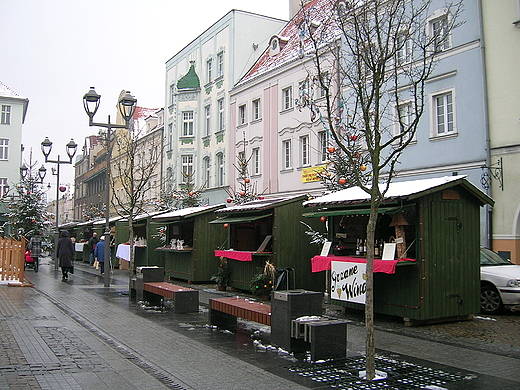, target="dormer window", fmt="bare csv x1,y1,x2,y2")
269,35,289,57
